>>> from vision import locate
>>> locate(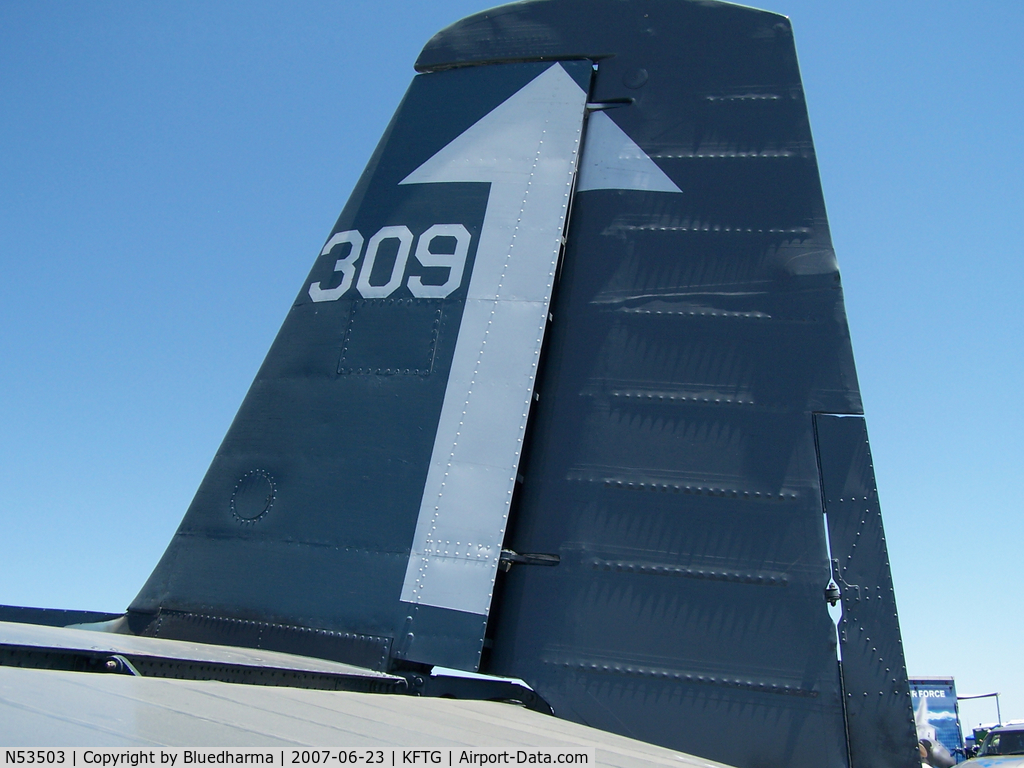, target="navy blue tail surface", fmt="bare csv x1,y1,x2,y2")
131,59,594,672
129,3,917,767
